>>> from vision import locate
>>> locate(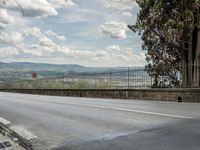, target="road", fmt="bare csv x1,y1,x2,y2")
0,92,200,150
